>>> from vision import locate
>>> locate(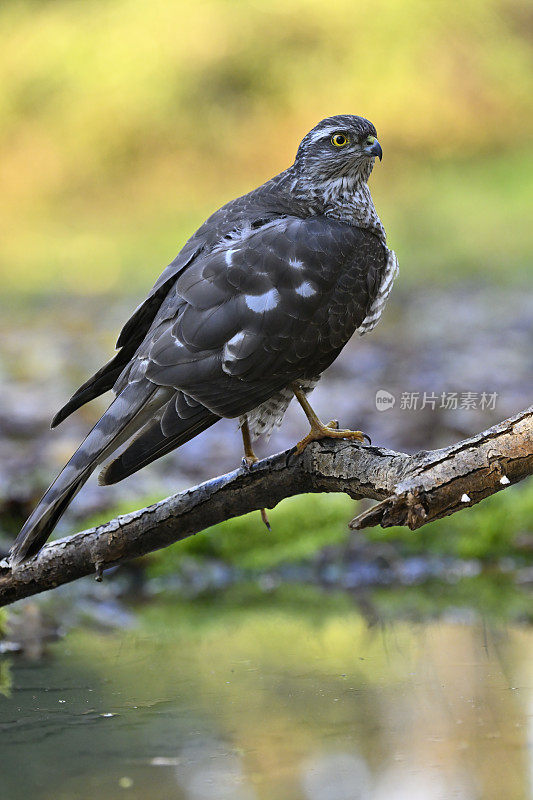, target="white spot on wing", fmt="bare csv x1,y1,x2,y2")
226,331,245,348
212,219,282,254
222,330,247,365
225,248,239,266
289,258,304,270
245,289,280,313
295,281,316,298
